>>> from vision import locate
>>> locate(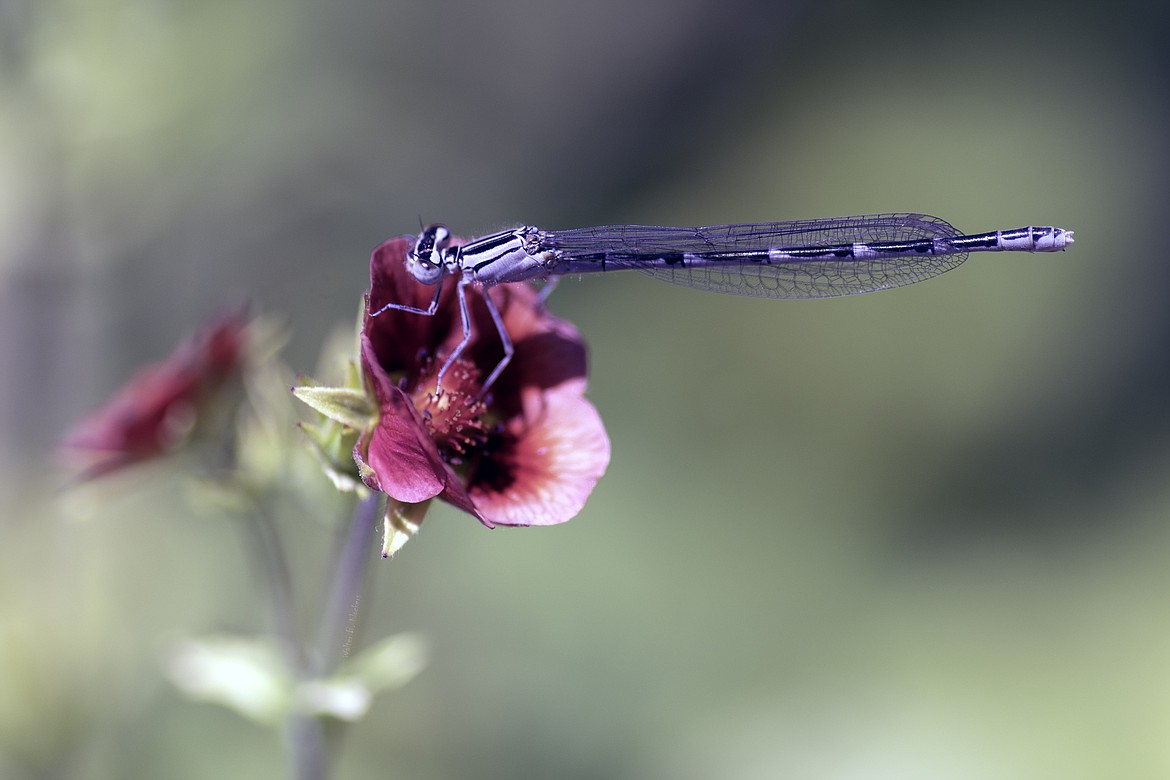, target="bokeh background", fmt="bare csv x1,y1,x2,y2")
3,0,1169,777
